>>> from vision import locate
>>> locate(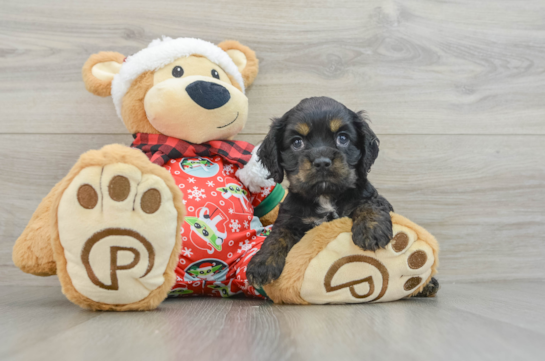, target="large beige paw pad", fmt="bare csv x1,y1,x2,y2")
58,163,178,305
300,224,434,304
